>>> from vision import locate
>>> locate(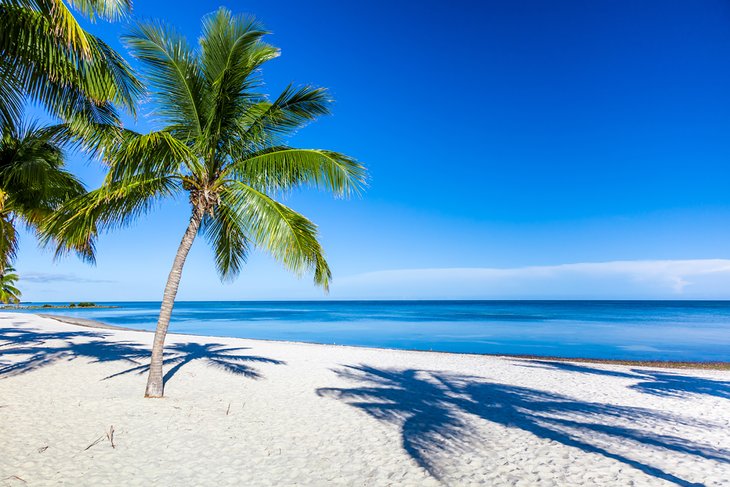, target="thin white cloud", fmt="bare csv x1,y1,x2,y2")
333,260,730,299
20,272,116,284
